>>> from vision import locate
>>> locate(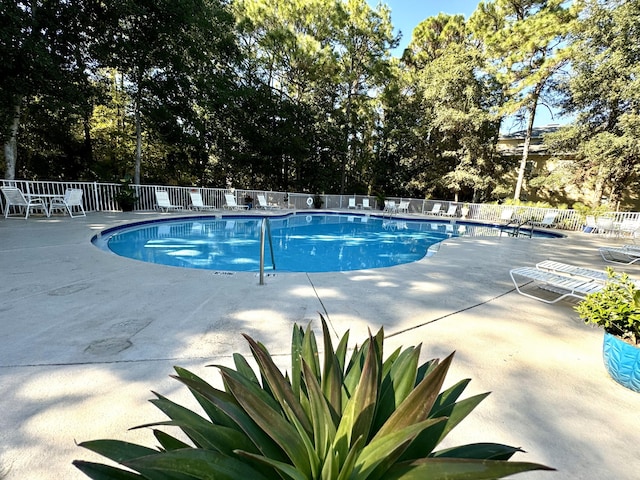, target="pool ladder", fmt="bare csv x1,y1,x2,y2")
499,218,534,238
259,218,276,285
